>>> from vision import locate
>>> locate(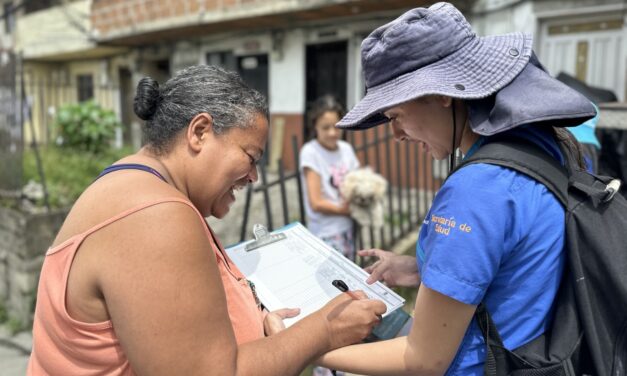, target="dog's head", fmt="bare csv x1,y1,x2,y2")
340,168,387,206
